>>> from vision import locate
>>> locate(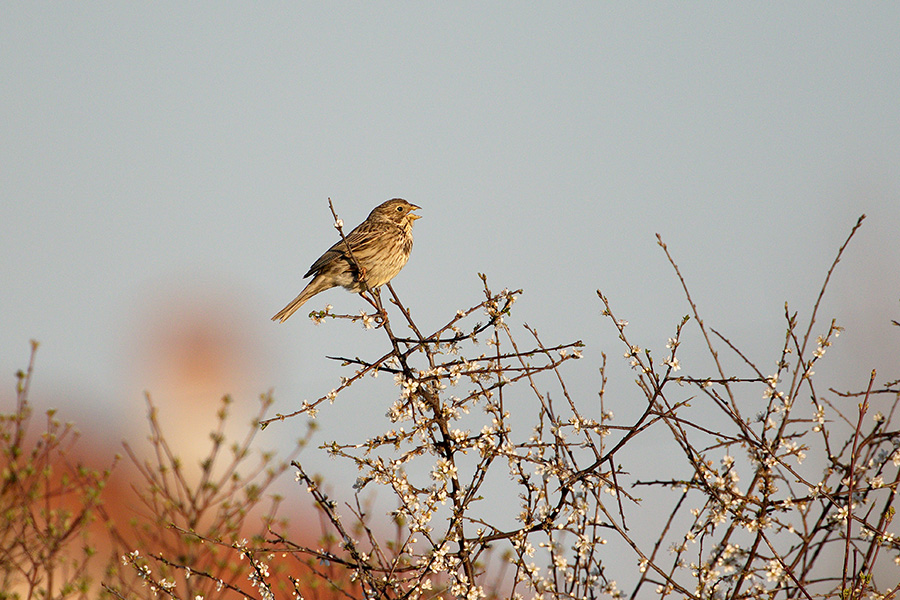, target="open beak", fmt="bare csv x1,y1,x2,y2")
409,204,422,220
